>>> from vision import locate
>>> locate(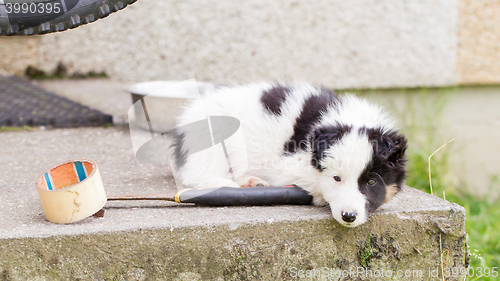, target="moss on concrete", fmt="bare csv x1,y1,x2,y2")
359,233,374,267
